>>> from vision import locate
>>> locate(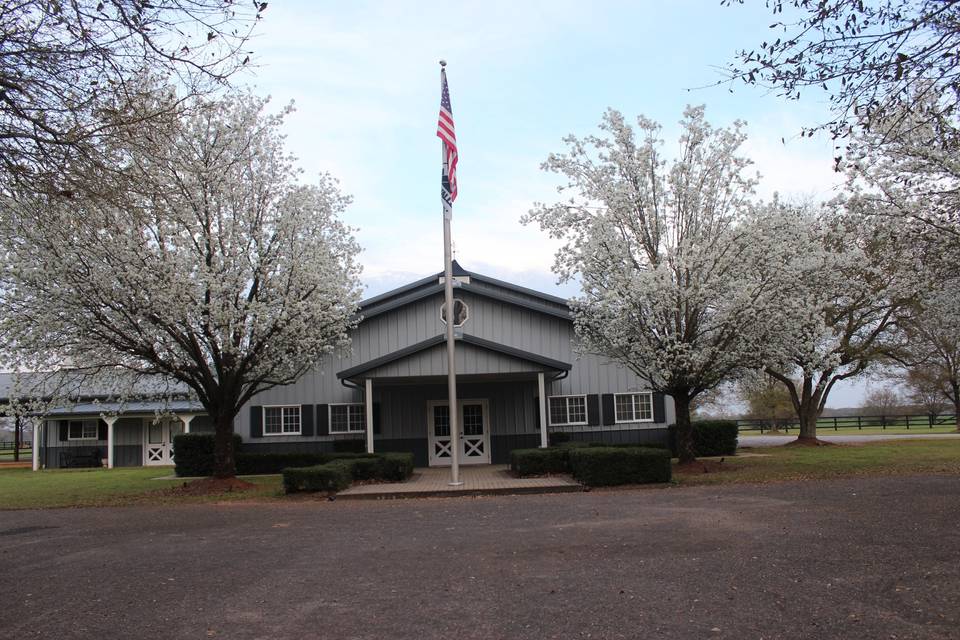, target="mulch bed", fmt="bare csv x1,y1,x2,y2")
785,438,837,447
160,477,257,497
673,459,734,475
